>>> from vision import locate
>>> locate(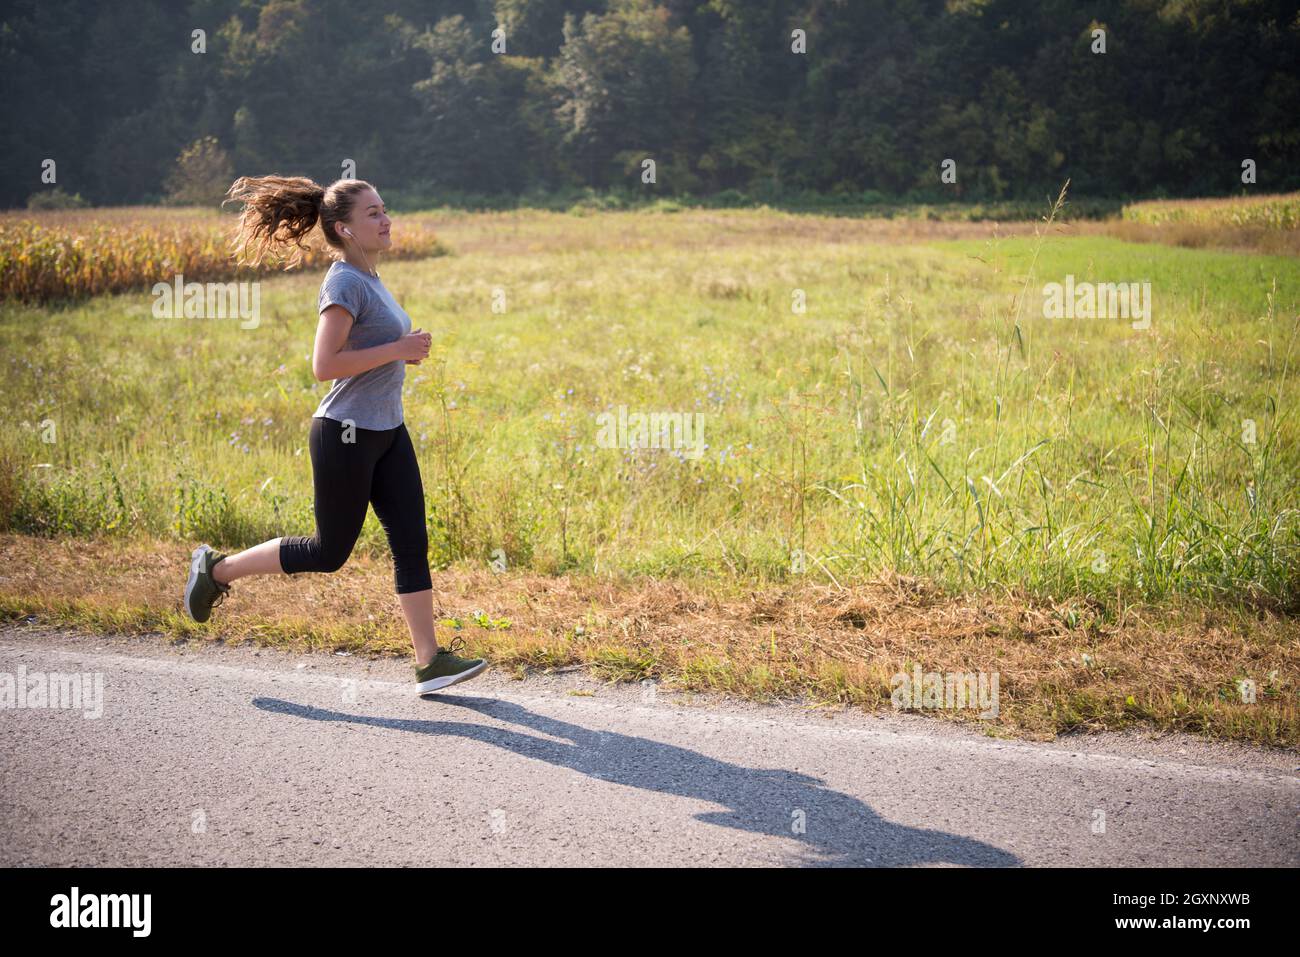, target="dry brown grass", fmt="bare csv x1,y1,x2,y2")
430,208,1061,256
429,207,1299,259
1099,219,1300,256
6,206,1288,310
1,532,1295,747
